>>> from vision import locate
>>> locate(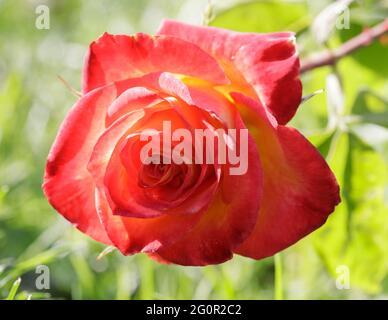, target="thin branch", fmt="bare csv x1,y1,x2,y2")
301,19,388,74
